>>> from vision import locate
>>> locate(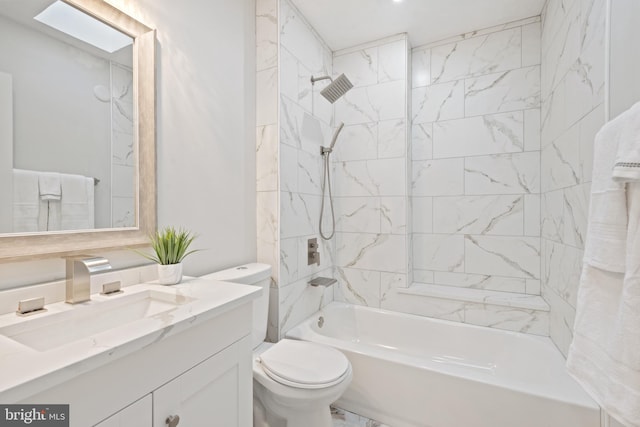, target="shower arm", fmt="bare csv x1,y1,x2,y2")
310,75,333,85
